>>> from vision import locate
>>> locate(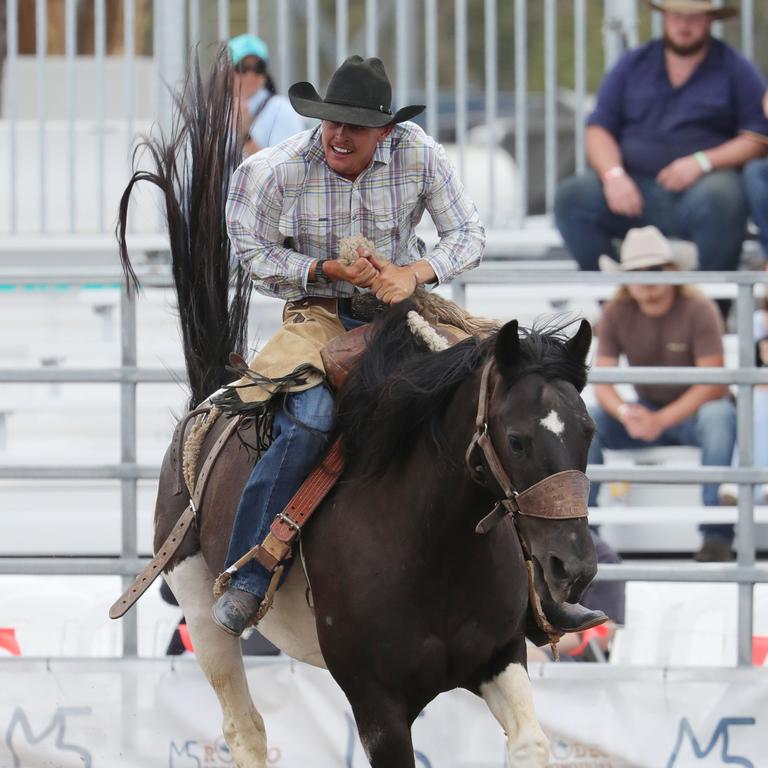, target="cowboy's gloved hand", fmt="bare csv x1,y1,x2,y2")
656,156,704,193
323,257,379,288
367,254,417,304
